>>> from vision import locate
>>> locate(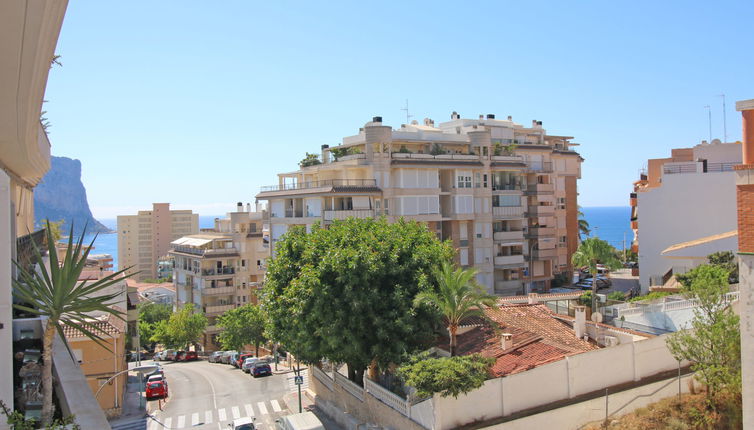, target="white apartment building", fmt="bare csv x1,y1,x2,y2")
631,140,742,291
117,203,199,280
256,113,582,295
170,203,268,349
